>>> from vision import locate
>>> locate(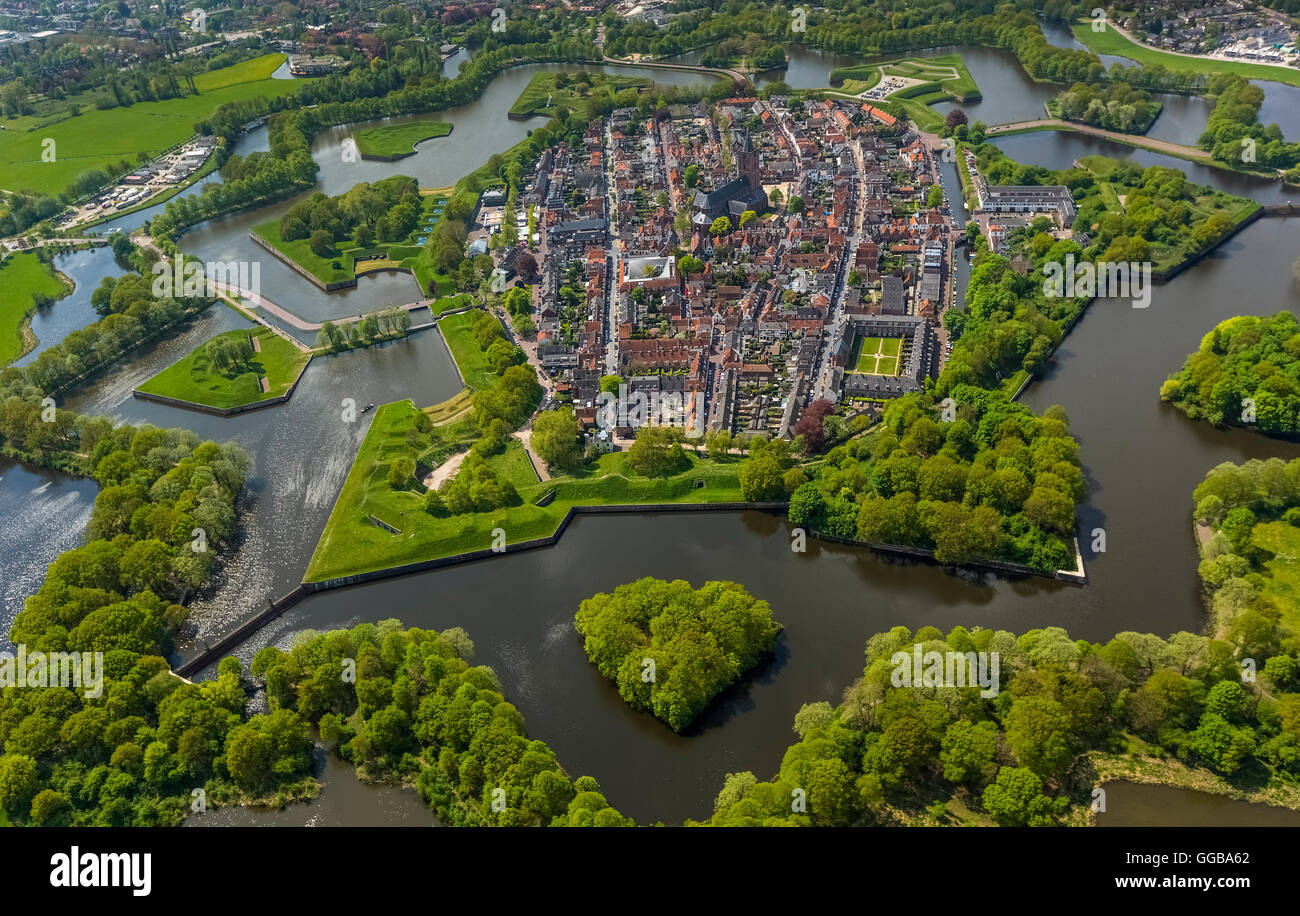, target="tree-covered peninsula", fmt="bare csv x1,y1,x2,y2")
1162,312,1300,436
